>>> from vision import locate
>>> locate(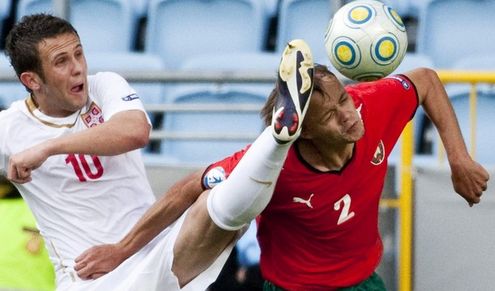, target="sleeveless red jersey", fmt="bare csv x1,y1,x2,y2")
203,75,418,290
